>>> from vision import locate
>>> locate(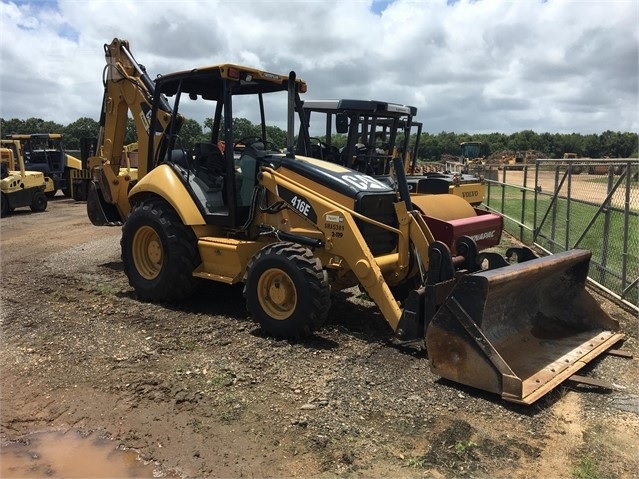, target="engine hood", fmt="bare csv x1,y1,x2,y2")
273,154,394,200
